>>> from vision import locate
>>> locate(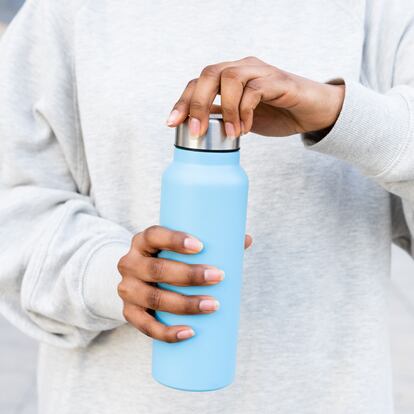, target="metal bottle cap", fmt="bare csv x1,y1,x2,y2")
175,114,240,152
